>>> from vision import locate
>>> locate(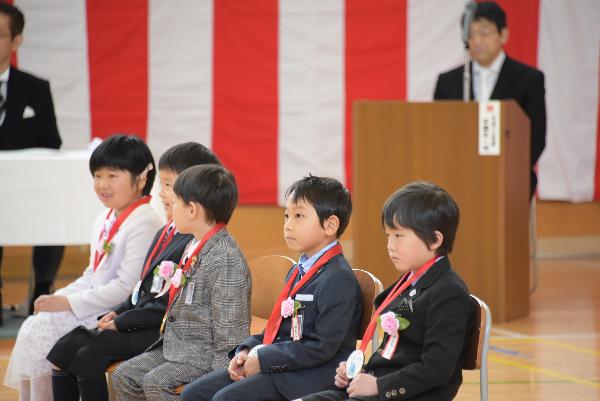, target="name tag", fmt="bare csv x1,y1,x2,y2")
185,282,195,305
295,294,313,302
